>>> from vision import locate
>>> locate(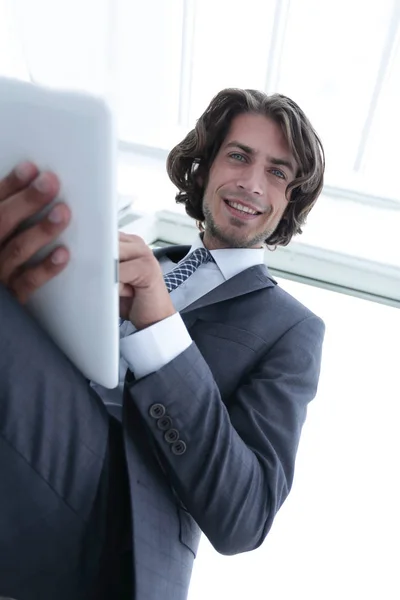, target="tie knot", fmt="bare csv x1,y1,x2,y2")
164,247,213,293
182,247,213,268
